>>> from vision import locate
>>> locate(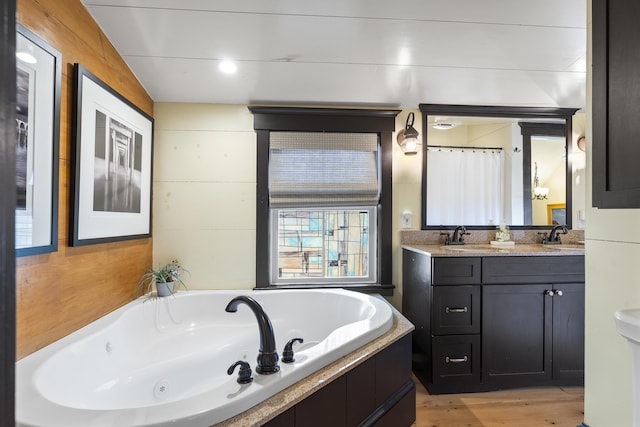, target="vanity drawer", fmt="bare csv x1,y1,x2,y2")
482,256,585,284
432,335,480,386
432,257,481,285
432,286,480,335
